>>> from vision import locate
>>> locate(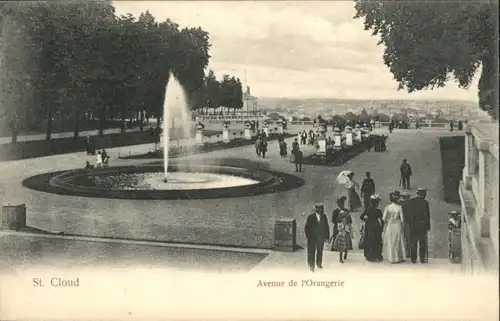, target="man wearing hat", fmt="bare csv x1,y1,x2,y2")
400,192,413,258
304,203,330,272
408,188,431,263
399,158,413,190
361,172,376,209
